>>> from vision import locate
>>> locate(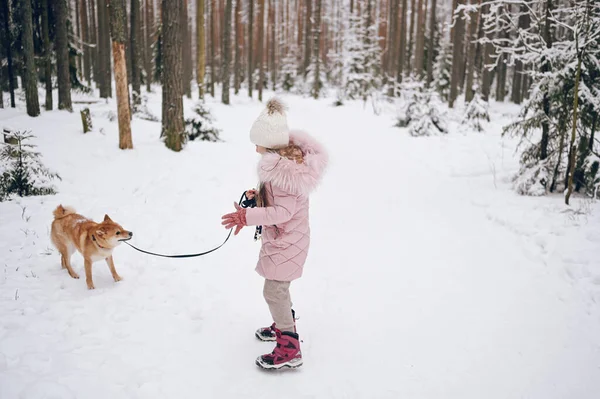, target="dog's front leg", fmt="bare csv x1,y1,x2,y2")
84,258,95,289
106,256,122,282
